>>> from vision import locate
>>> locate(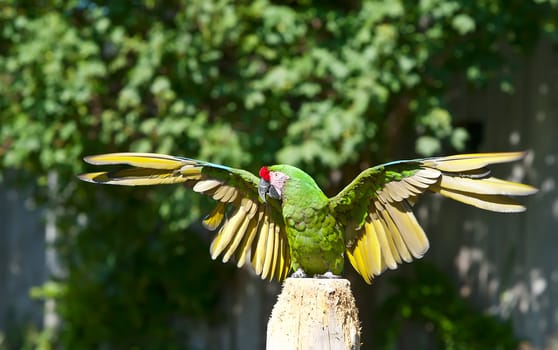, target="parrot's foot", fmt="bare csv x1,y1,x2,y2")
315,271,342,279
291,268,307,278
